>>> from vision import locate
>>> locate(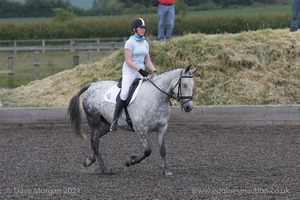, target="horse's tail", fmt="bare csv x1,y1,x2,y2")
68,83,92,139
